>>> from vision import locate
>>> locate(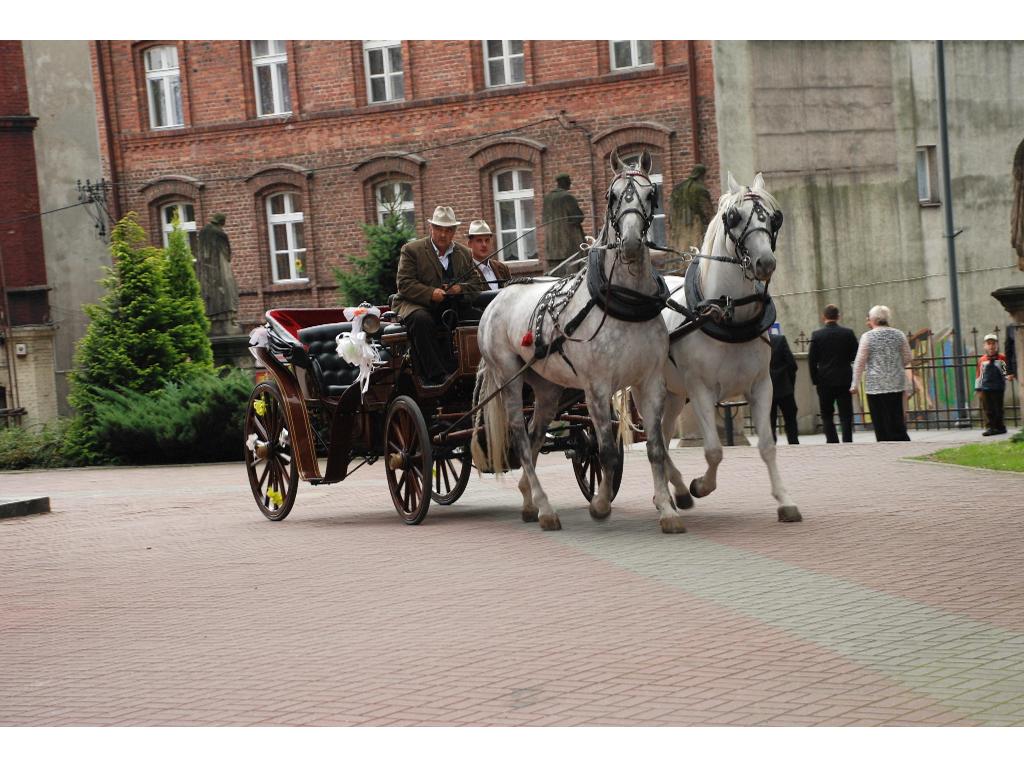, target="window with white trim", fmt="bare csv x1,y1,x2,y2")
493,169,536,261
160,202,198,254
266,192,307,282
252,41,292,117
916,145,940,205
622,152,665,246
483,40,525,88
364,41,404,104
375,180,415,229
144,45,184,129
610,41,654,71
